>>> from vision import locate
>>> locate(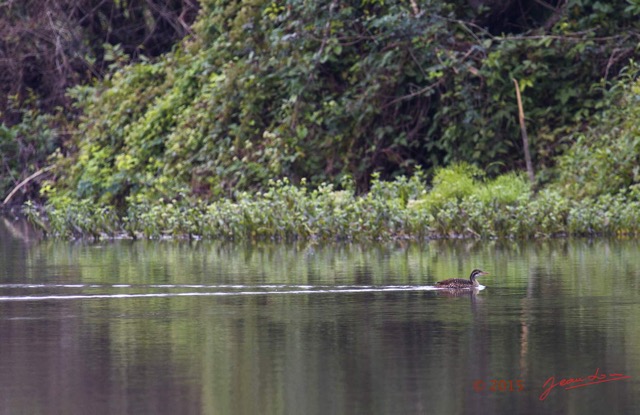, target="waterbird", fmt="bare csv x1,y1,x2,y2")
436,269,489,289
